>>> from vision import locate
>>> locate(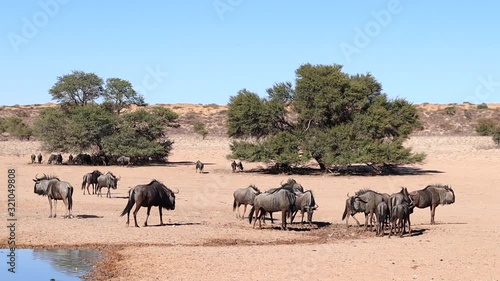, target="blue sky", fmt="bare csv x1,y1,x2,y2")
1,0,499,106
